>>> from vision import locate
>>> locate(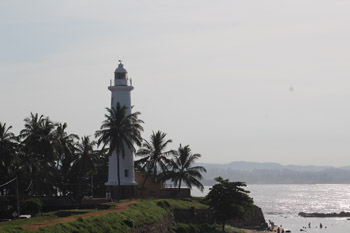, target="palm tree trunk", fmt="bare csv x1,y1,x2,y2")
91,174,93,198
176,180,182,197
178,180,182,191
117,153,121,202
140,172,150,197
